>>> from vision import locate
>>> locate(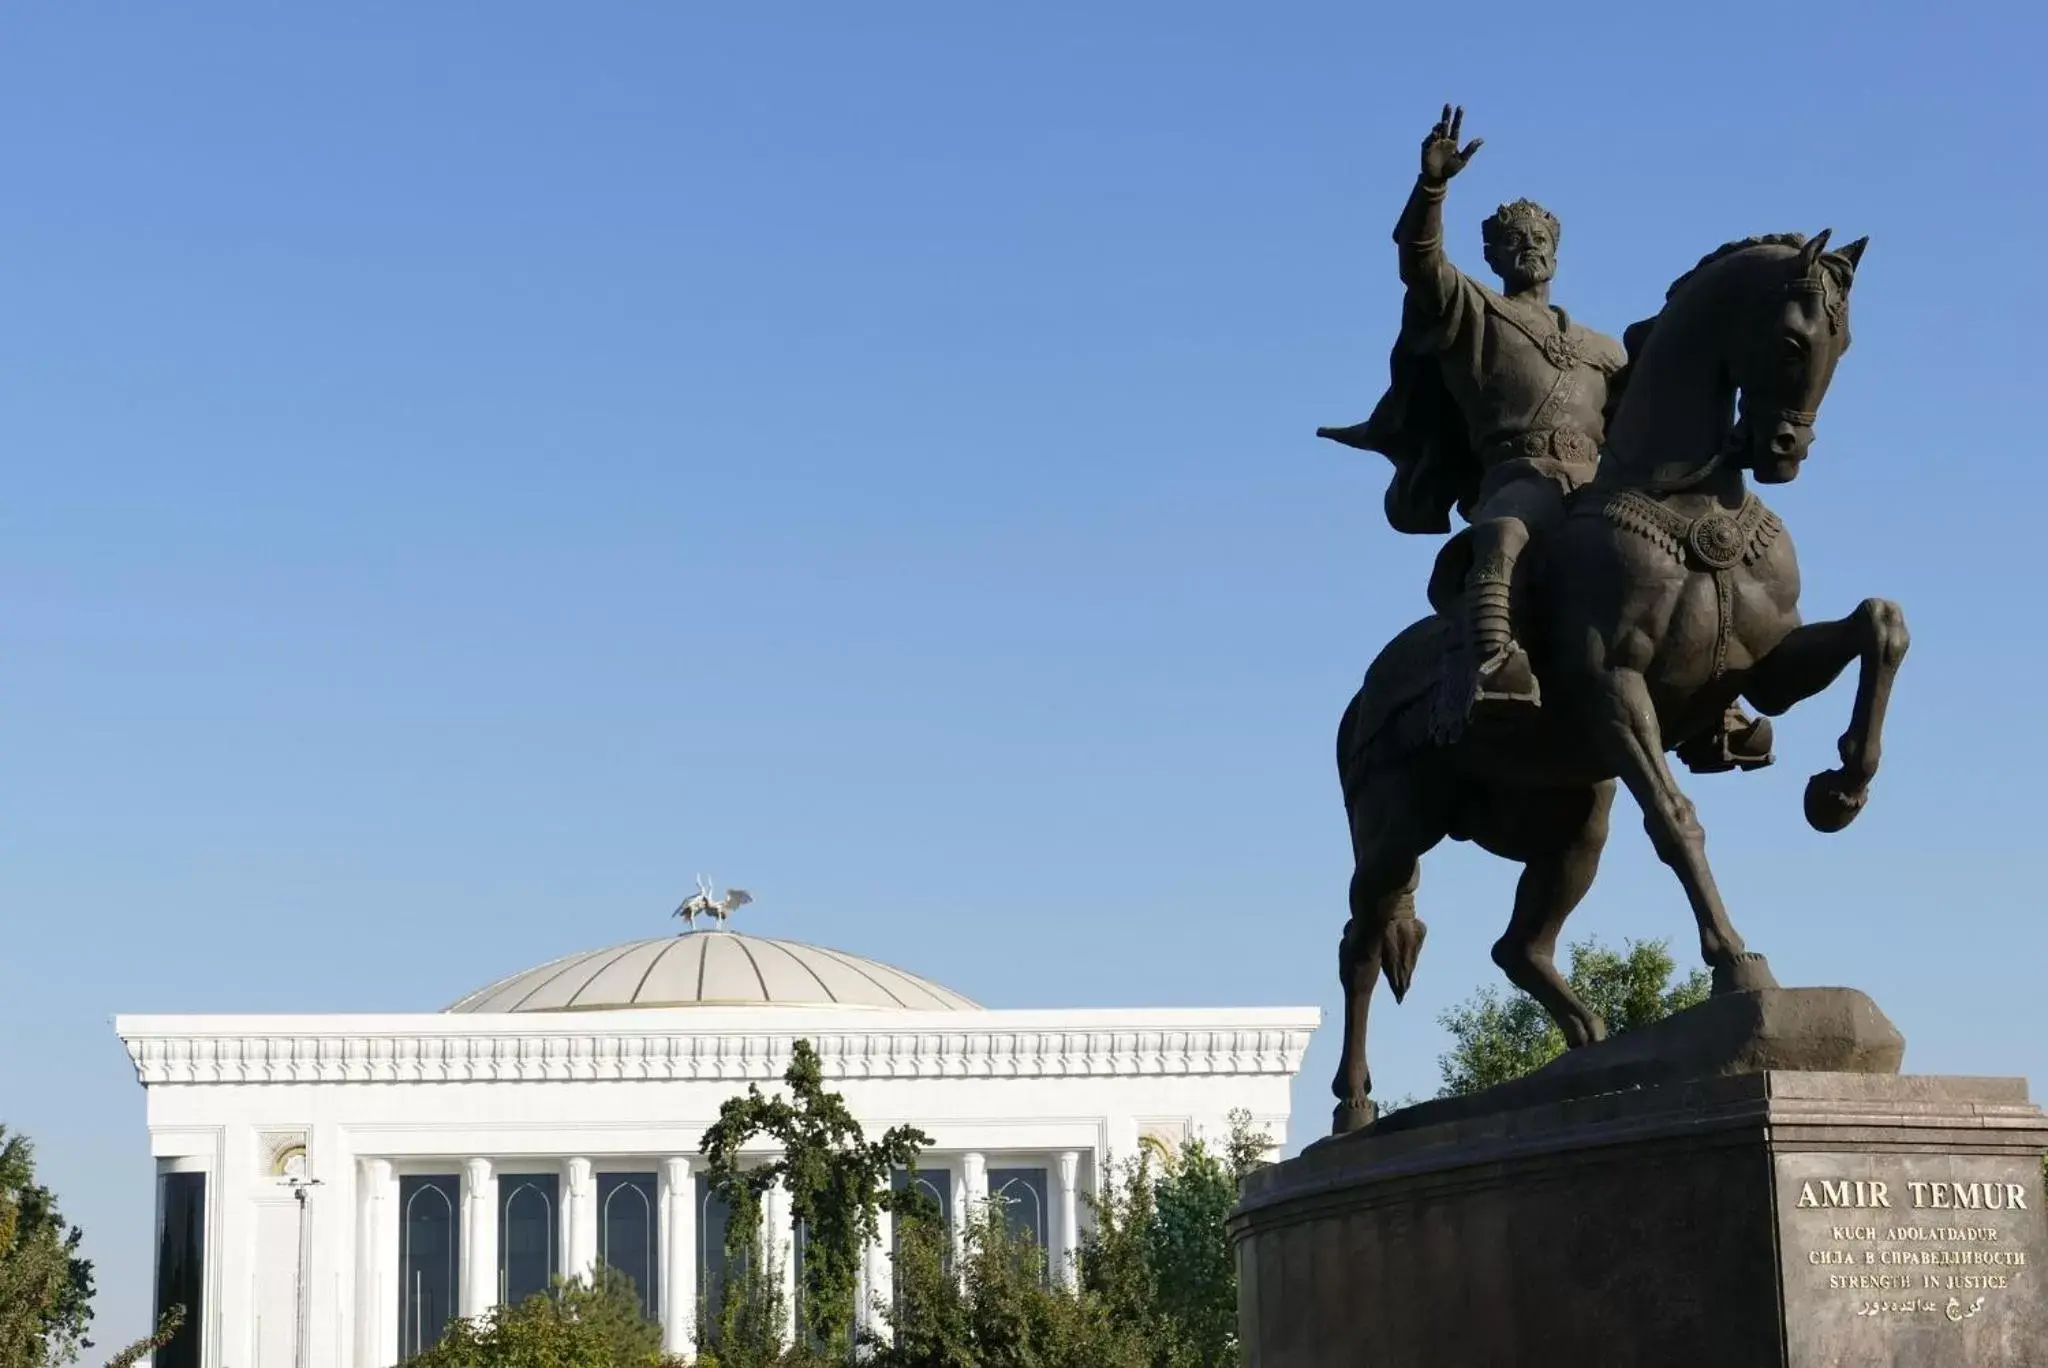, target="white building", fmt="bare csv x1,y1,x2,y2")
116,929,1318,1367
